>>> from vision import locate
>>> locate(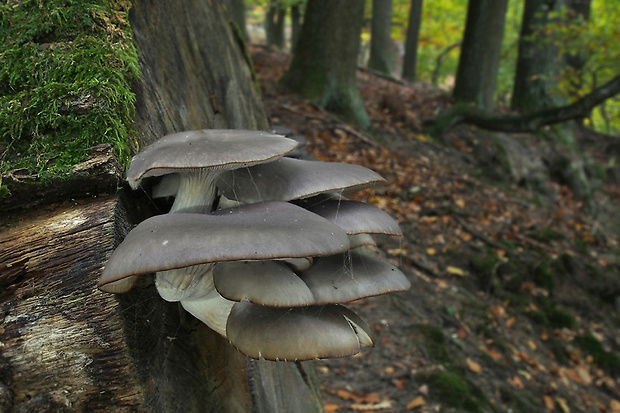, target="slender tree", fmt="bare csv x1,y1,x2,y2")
291,2,302,49
368,0,394,75
402,0,423,82
280,0,370,128
265,0,286,49
453,0,508,111
512,0,565,112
